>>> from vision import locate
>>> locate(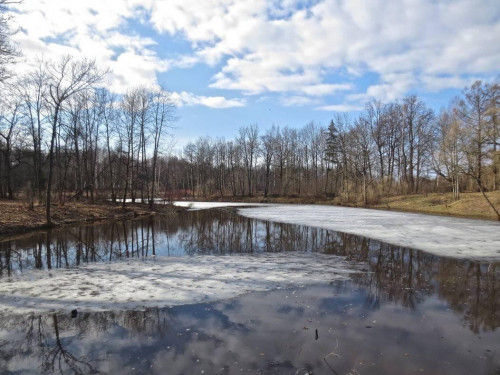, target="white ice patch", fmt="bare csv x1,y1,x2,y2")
0,253,362,315
172,201,262,210
236,204,500,260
